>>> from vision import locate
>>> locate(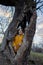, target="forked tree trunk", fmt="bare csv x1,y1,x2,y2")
0,0,37,65
13,10,37,65
0,2,25,51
